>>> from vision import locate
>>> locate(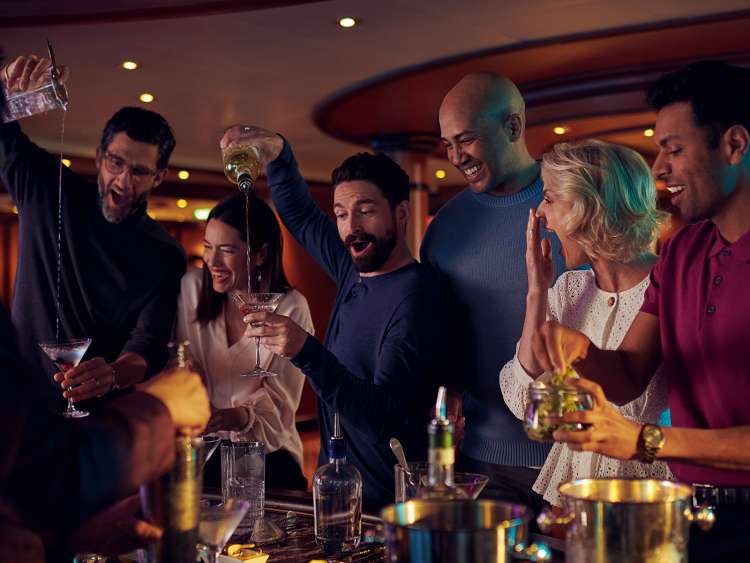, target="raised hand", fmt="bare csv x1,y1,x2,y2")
219,125,284,168
1,55,70,93
526,208,554,295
